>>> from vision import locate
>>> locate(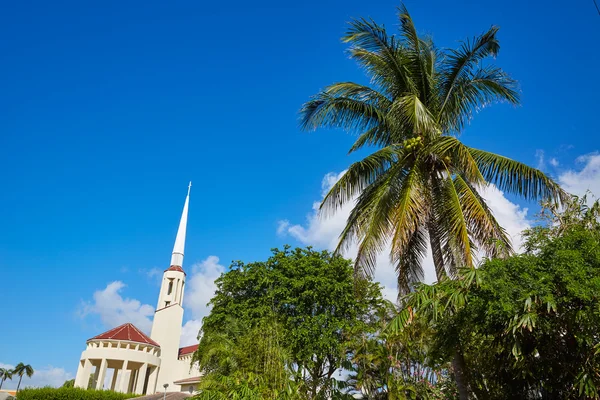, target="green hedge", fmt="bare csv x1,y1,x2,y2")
16,387,138,400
